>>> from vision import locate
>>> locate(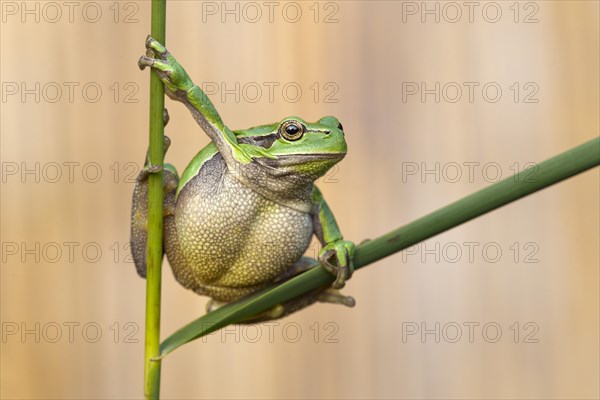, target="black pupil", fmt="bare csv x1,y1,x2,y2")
337,122,344,131
286,124,300,135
